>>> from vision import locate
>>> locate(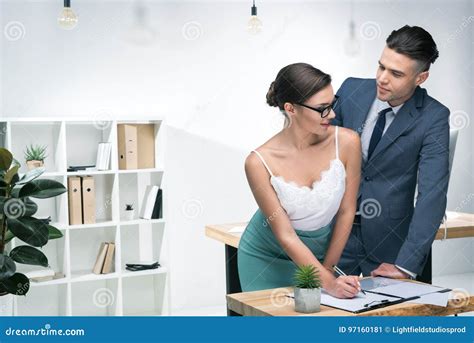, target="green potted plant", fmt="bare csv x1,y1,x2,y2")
293,264,321,313
123,203,135,221
0,148,66,315
24,144,47,170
